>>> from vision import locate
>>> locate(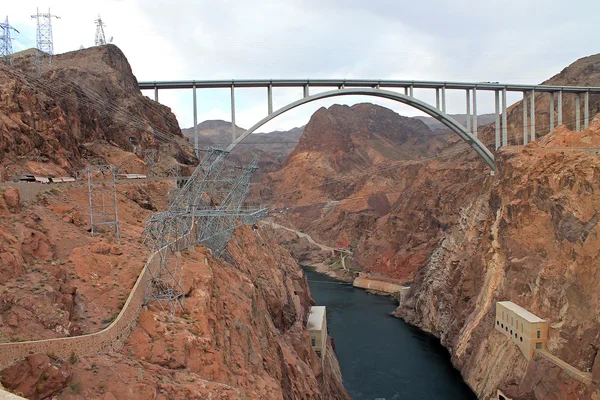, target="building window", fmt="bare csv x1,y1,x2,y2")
497,321,499,325
520,337,523,343
501,323,504,328
536,342,542,349
311,338,316,347
505,327,508,332
510,330,513,335
537,330,541,339
515,333,518,339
